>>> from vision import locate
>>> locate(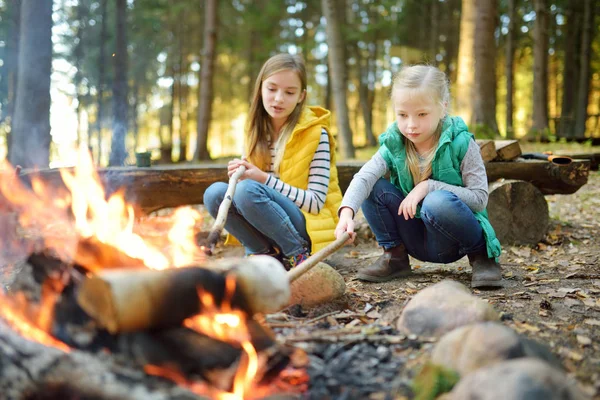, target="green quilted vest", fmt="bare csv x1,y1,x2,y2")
378,116,502,259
